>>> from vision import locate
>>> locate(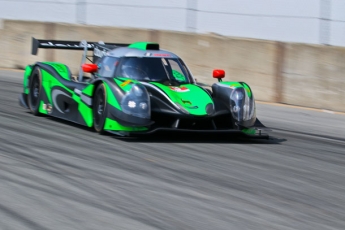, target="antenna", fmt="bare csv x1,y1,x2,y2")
78,40,88,82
